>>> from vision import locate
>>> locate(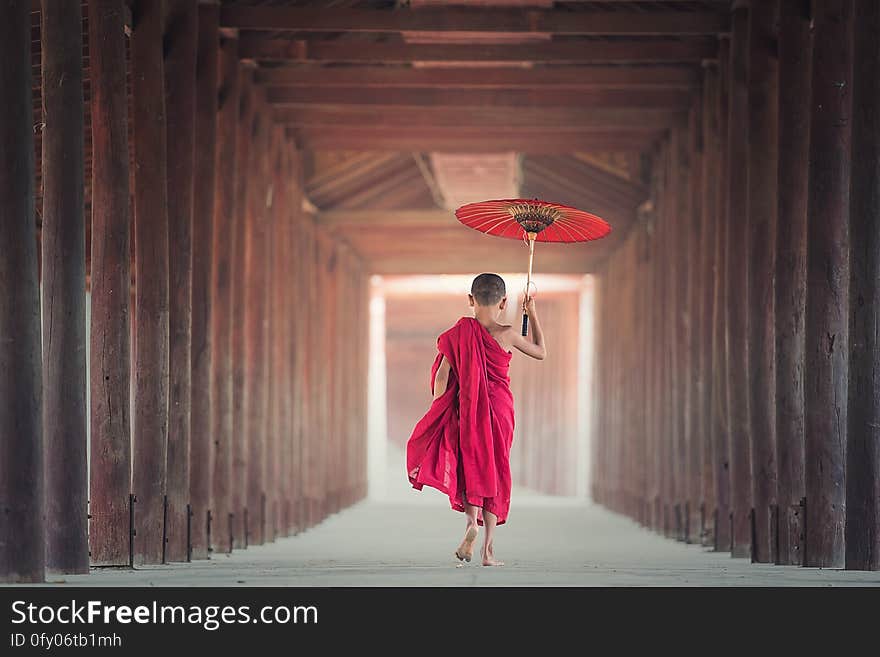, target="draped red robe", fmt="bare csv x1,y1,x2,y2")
406,316,515,525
